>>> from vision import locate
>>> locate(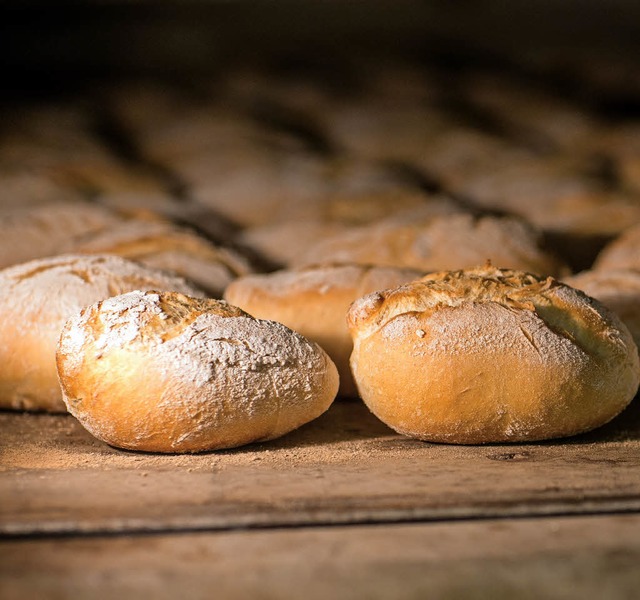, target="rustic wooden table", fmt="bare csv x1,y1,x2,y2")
2,399,640,599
